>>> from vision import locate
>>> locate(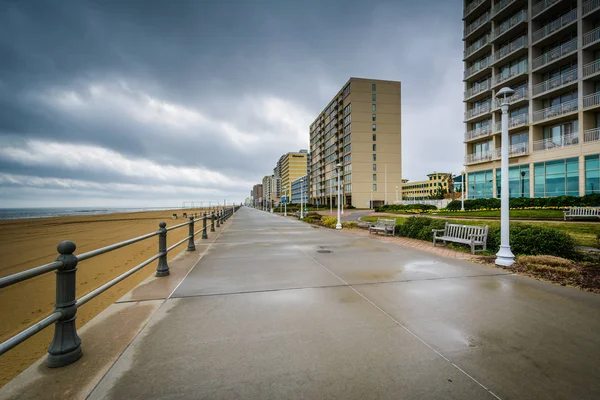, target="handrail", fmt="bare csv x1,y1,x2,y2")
532,9,577,44
583,0,600,16
532,38,578,70
0,206,239,364
532,0,560,17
